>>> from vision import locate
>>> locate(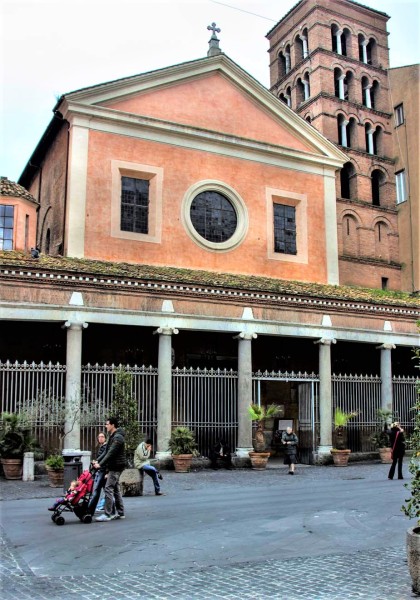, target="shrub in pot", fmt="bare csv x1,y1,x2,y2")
168,426,198,472
401,343,420,594
370,408,393,463
0,412,37,479
248,404,283,469
45,454,65,487
330,408,357,466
